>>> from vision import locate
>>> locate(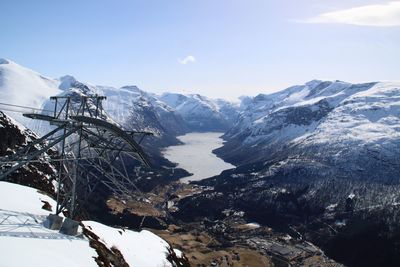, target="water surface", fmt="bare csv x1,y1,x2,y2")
163,132,235,183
